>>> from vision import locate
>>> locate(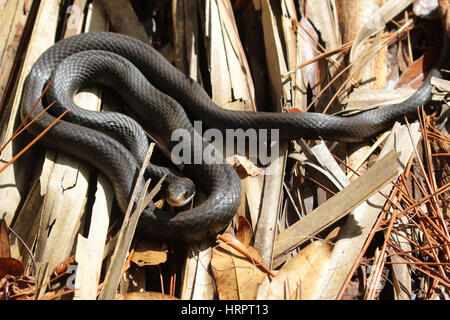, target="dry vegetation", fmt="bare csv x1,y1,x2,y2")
0,0,449,301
